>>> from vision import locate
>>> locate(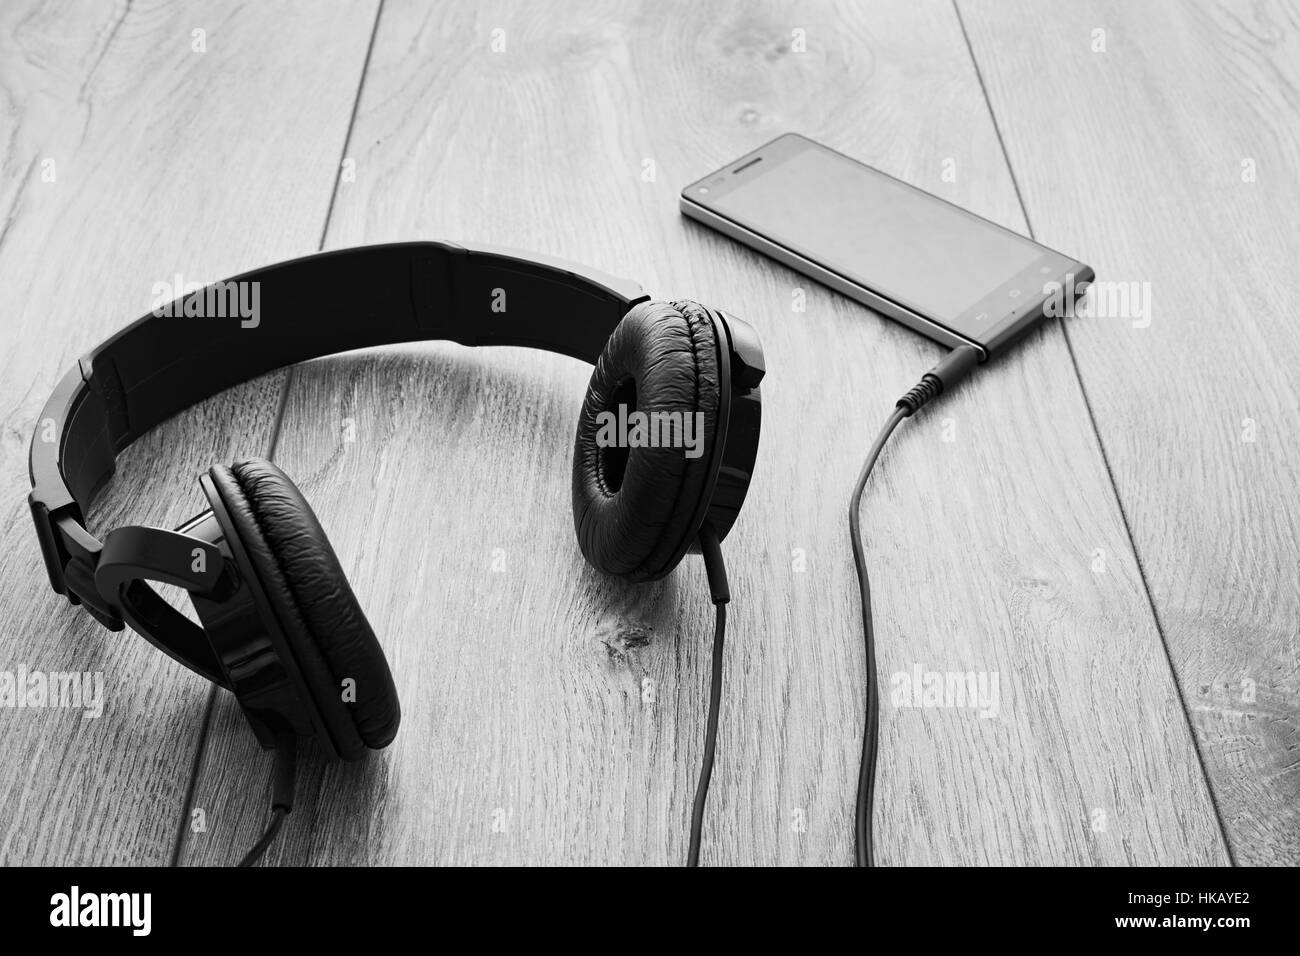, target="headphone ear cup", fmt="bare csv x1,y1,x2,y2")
571,299,721,581
207,458,400,760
